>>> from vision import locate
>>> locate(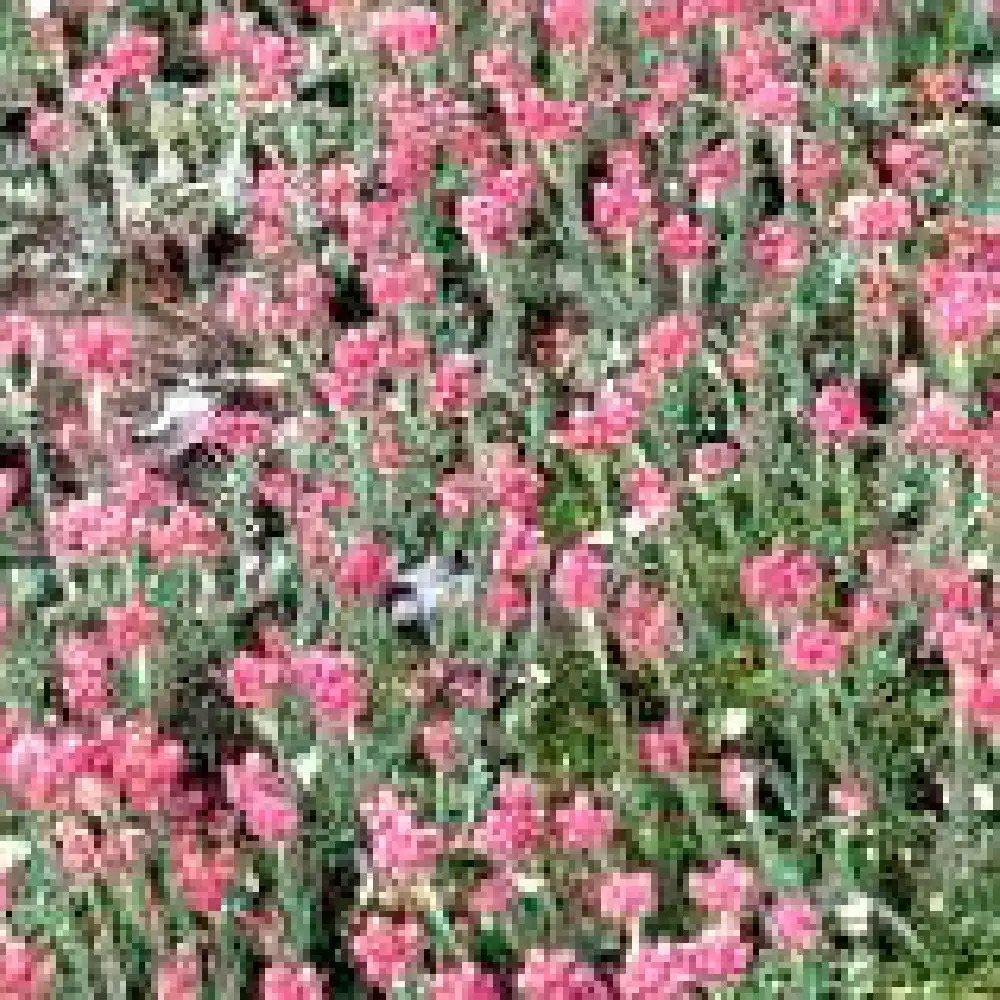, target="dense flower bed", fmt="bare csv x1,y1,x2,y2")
2,0,1000,995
